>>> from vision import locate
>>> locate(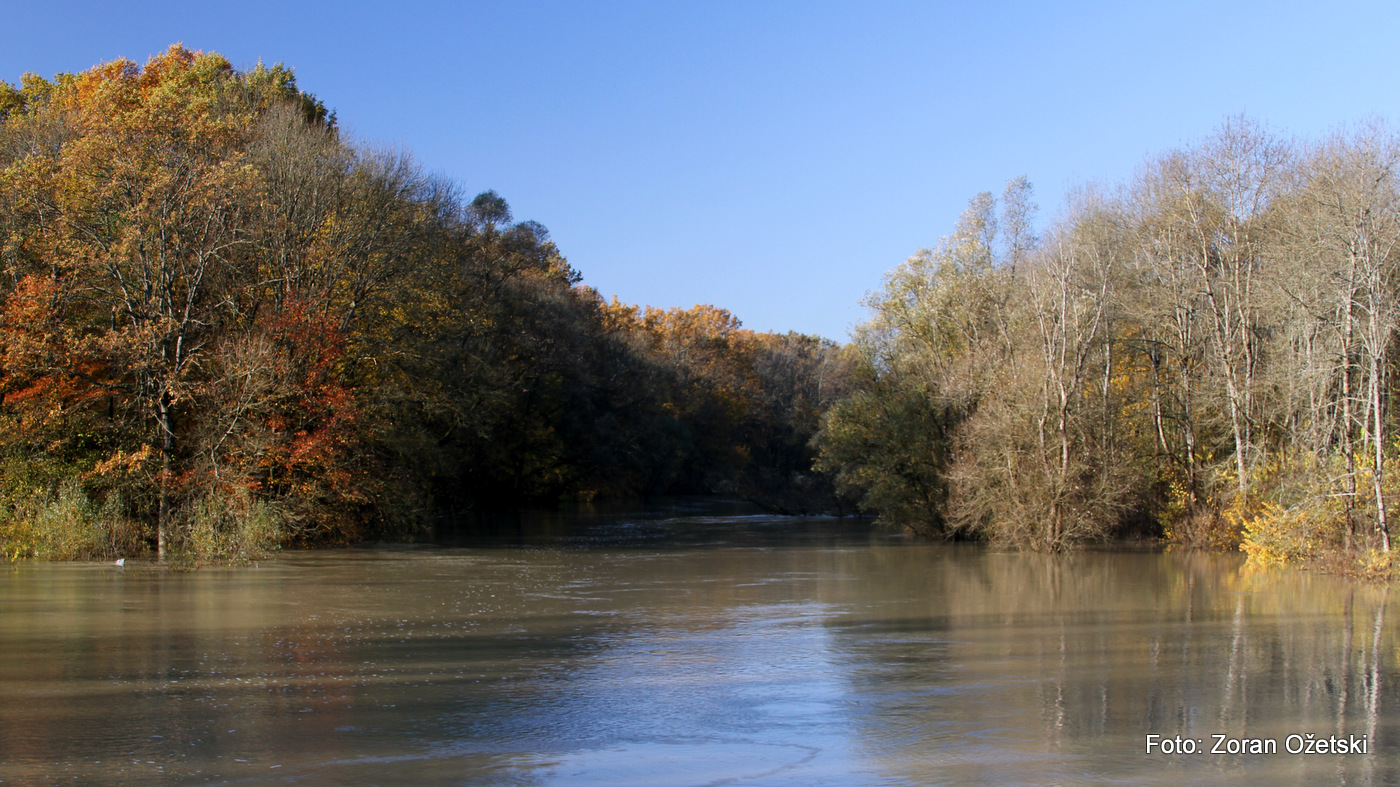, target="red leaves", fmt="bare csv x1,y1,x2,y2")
0,274,114,425
244,298,369,515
